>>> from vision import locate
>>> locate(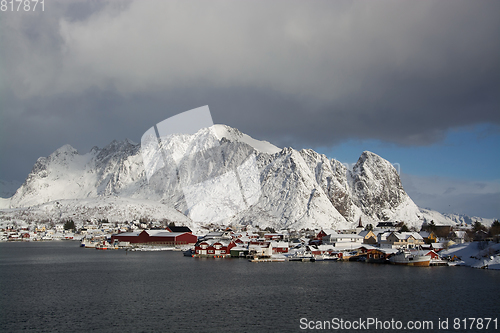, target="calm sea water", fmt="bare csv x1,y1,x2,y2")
1,242,499,333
